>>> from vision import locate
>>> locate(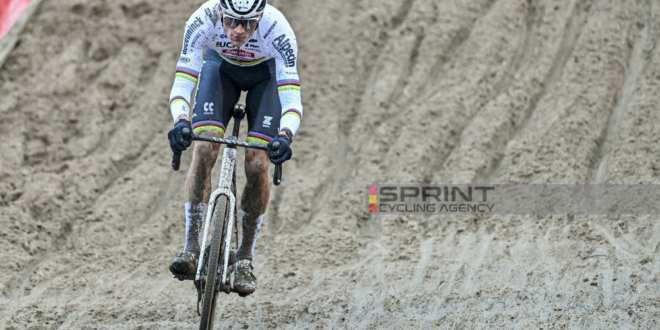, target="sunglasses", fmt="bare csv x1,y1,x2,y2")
222,15,259,30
